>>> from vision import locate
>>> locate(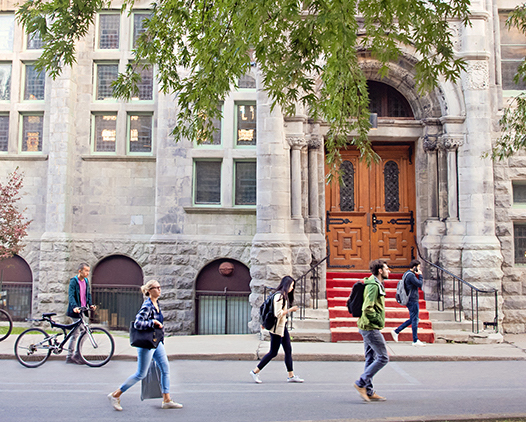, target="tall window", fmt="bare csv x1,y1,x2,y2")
234,161,256,205
236,102,256,146
133,13,150,47
96,63,118,100
27,31,44,50
368,81,413,118
98,14,120,49
21,114,44,152
0,63,11,101
514,223,526,264
195,161,222,205
128,114,152,153
340,160,355,211
384,161,400,212
0,14,14,51
131,65,153,101
93,114,117,152
0,114,8,151
24,64,46,101
500,13,526,90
